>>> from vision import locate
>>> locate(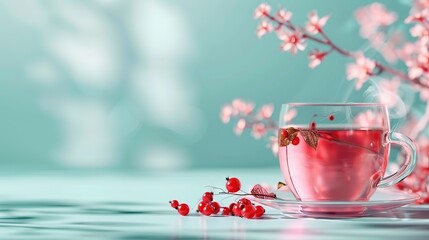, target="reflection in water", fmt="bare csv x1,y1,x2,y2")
0,199,240,239
0,200,171,239
0,200,428,238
